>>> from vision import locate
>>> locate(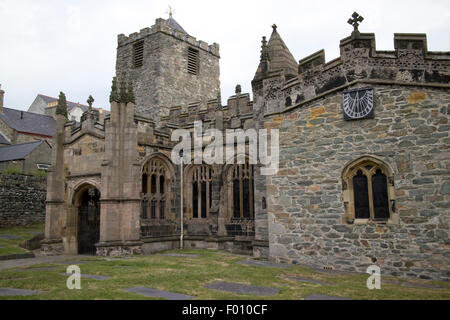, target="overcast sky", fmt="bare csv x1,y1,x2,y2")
0,0,449,111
